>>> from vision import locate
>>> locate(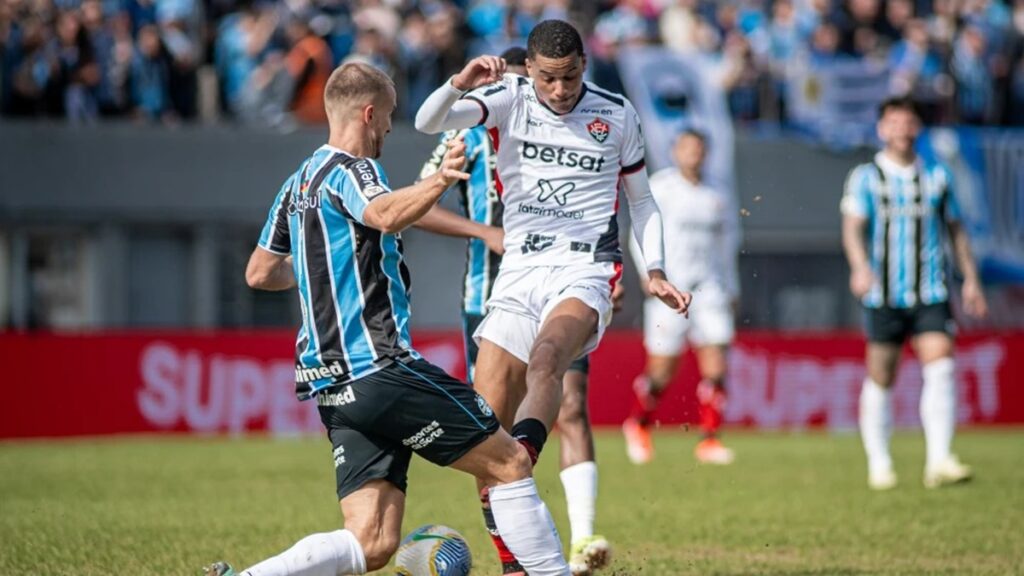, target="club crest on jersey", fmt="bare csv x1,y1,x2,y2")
587,118,610,143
